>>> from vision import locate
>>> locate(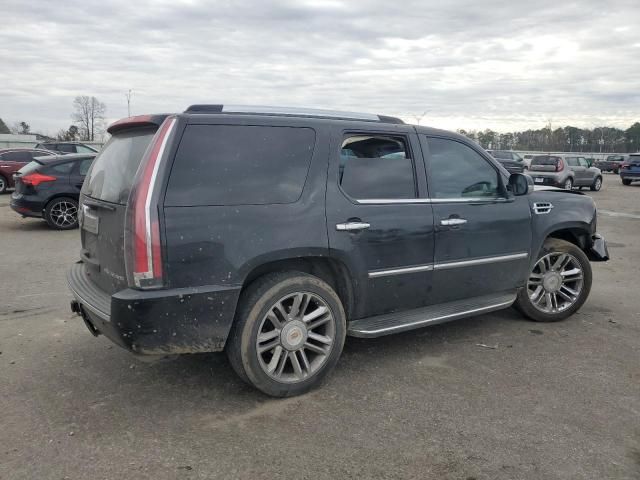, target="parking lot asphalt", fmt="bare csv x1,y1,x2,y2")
1,174,639,480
